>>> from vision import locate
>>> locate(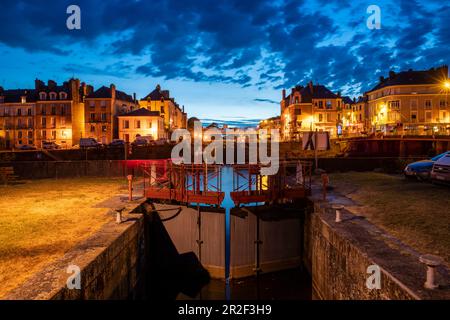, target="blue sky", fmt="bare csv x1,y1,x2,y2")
0,0,449,126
